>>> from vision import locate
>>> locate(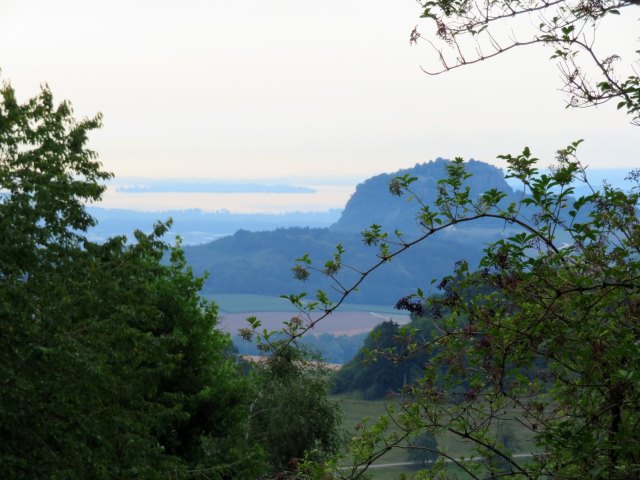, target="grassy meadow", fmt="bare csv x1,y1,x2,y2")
333,394,538,479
